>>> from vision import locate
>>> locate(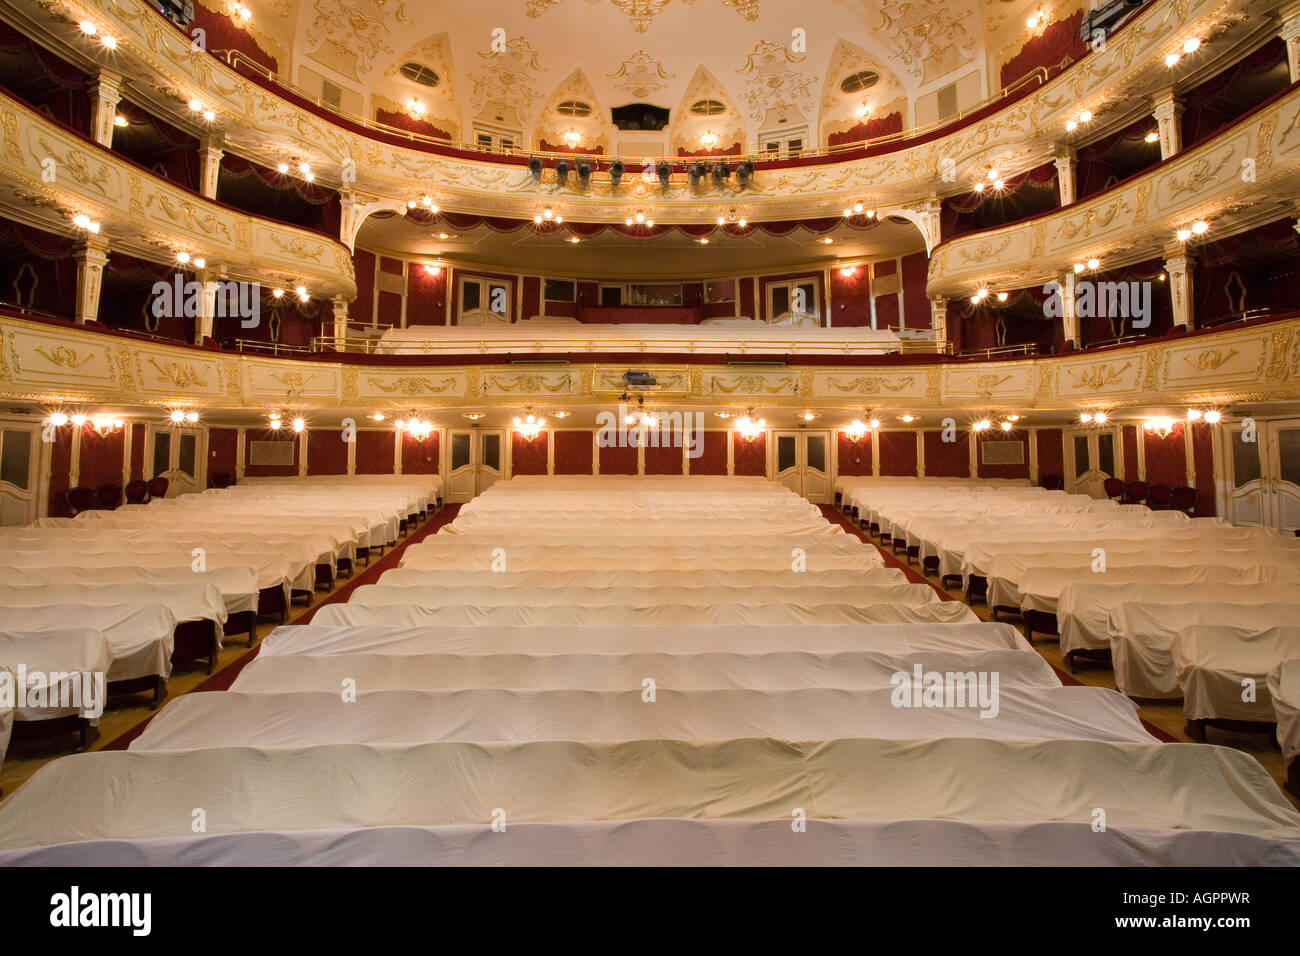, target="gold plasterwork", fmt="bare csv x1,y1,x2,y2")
34,346,91,369
367,375,458,395
1069,362,1132,390
826,375,916,394
1184,348,1240,372
146,359,208,388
